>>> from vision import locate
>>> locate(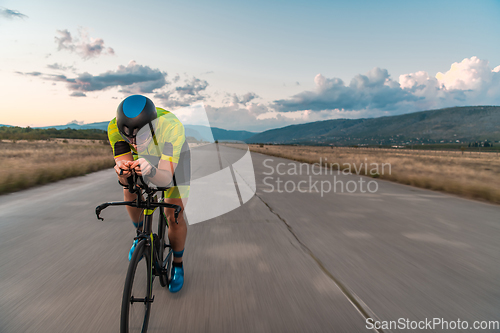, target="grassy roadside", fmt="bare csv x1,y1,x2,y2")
245,144,500,204
0,139,115,195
